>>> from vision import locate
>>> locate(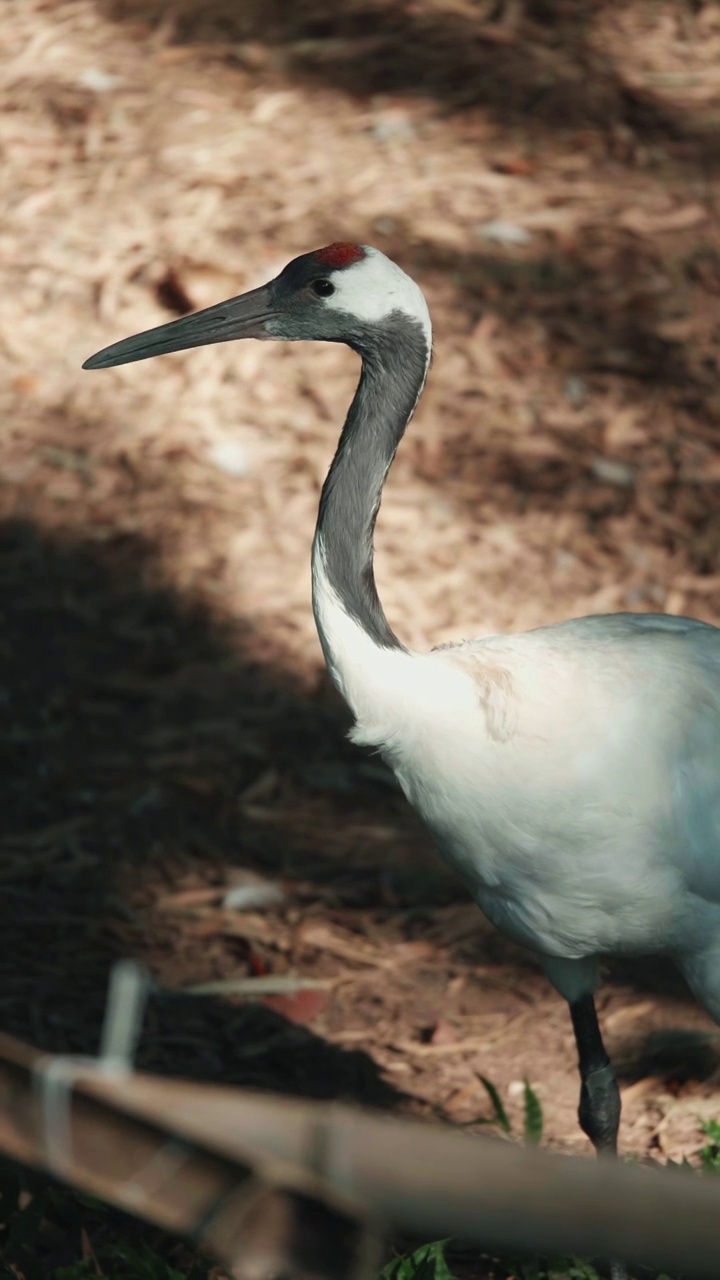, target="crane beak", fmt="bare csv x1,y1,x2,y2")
82,283,276,370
